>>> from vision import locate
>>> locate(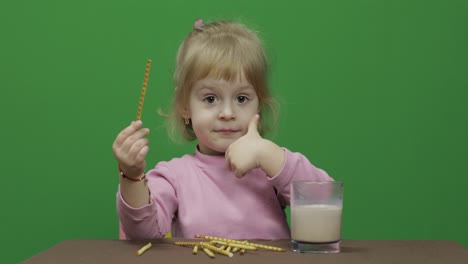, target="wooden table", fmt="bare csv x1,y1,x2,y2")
22,239,468,264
